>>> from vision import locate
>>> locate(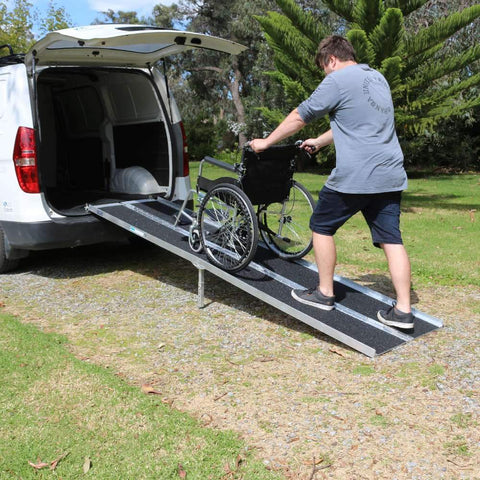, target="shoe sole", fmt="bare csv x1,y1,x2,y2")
291,290,335,311
377,312,414,330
